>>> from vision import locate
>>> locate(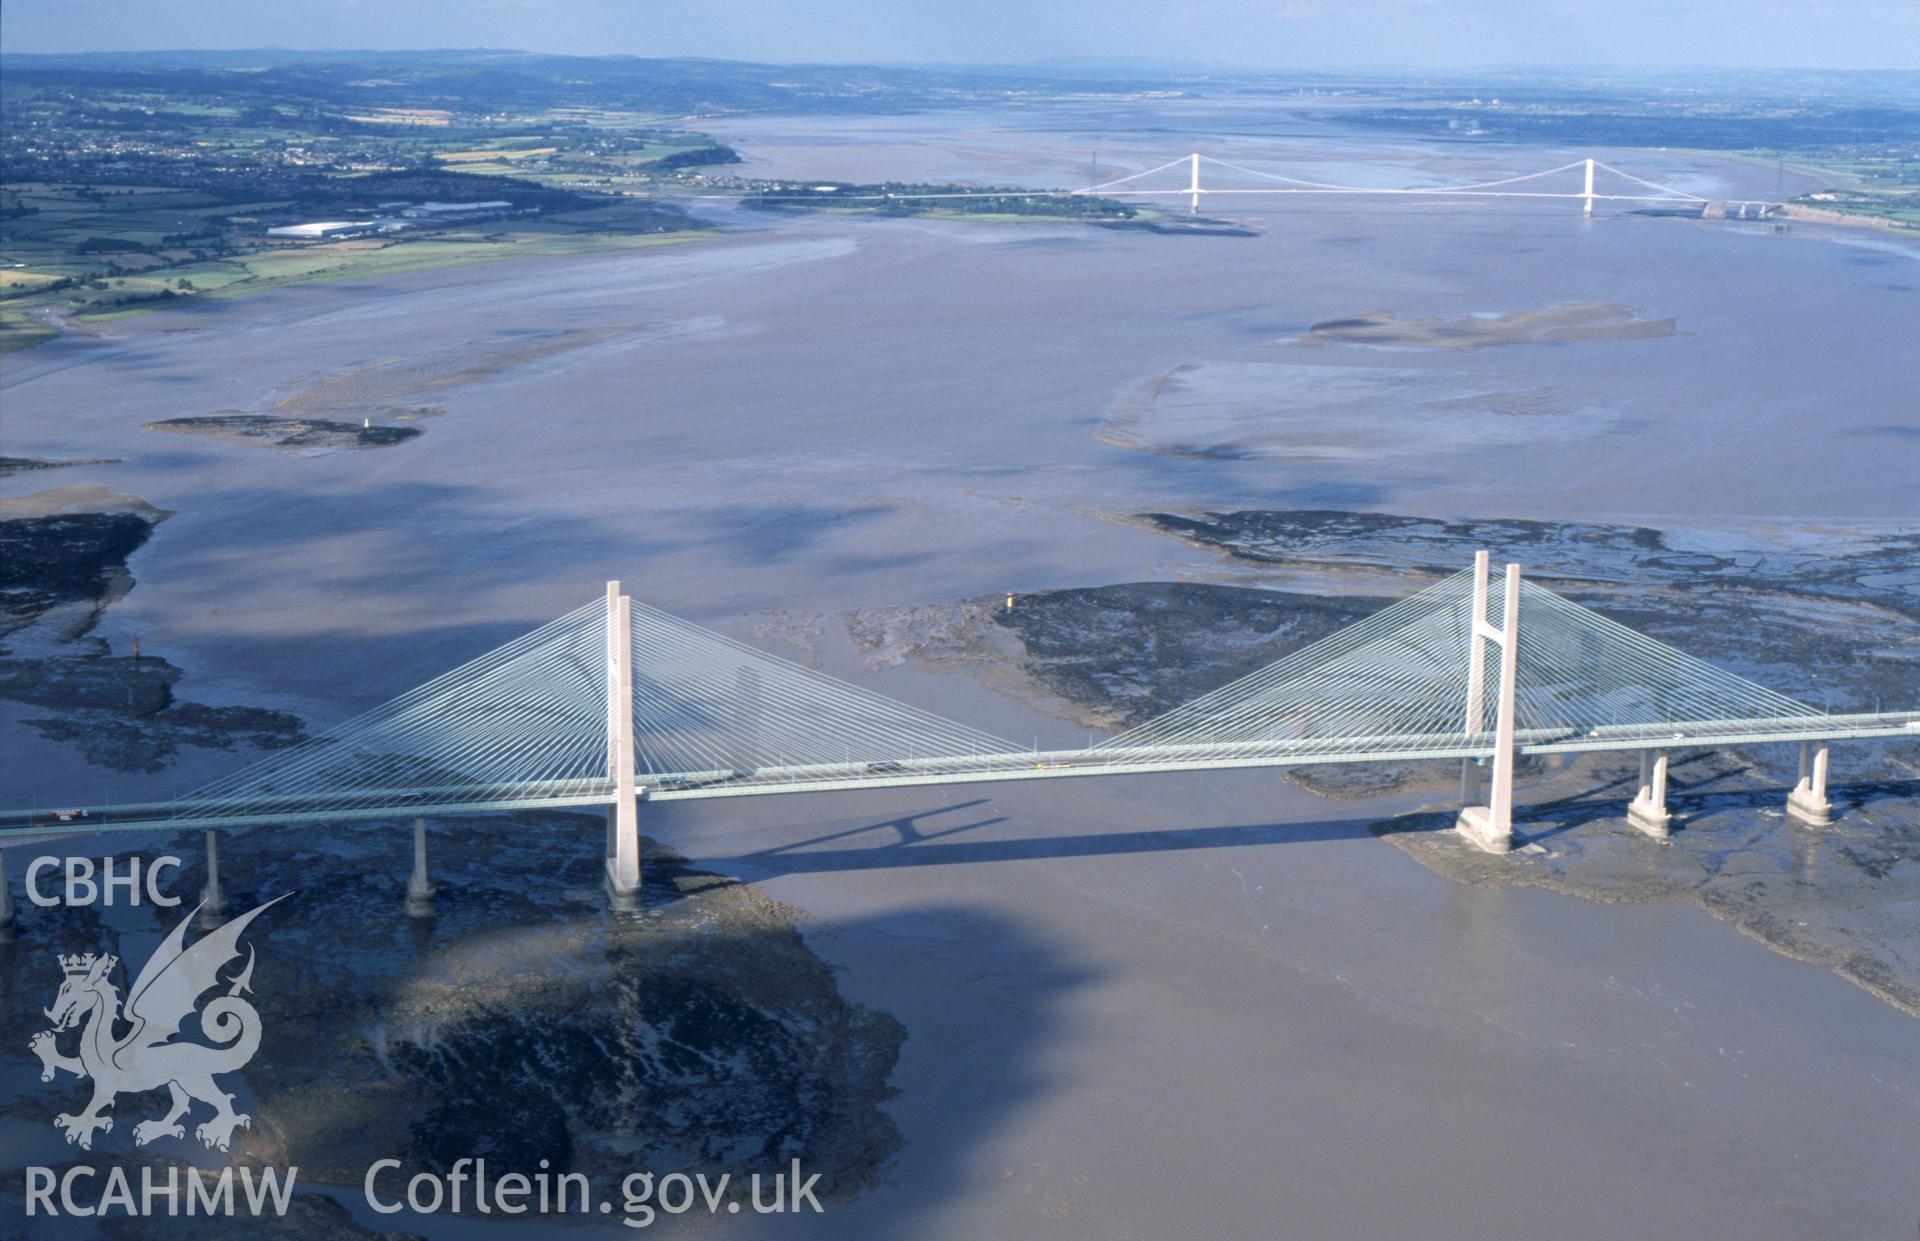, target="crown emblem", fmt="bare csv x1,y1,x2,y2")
58,953,99,975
